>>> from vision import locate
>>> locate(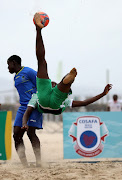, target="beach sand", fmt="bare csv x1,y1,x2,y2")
0,121,122,180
